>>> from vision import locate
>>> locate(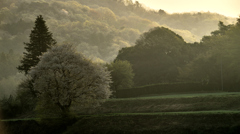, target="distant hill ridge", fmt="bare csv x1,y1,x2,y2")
0,0,237,97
